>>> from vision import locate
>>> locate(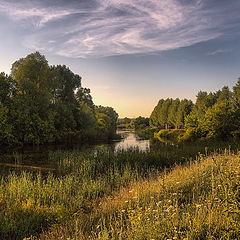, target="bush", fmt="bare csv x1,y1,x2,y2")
155,129,186,143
